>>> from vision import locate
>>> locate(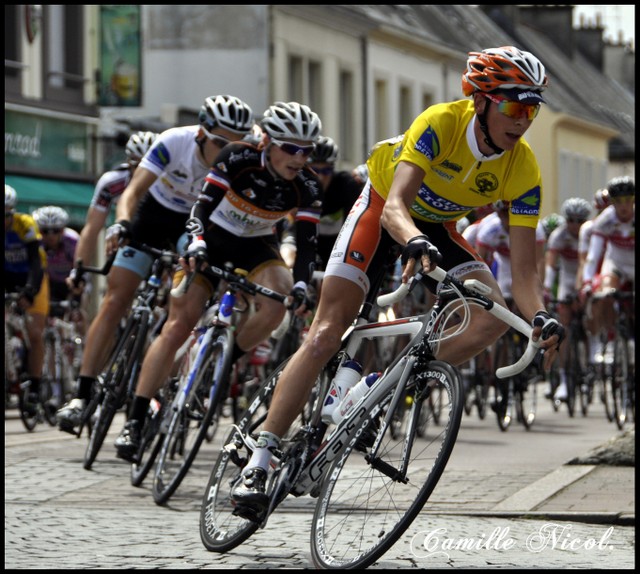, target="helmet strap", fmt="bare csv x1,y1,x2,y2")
478,104,504,155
